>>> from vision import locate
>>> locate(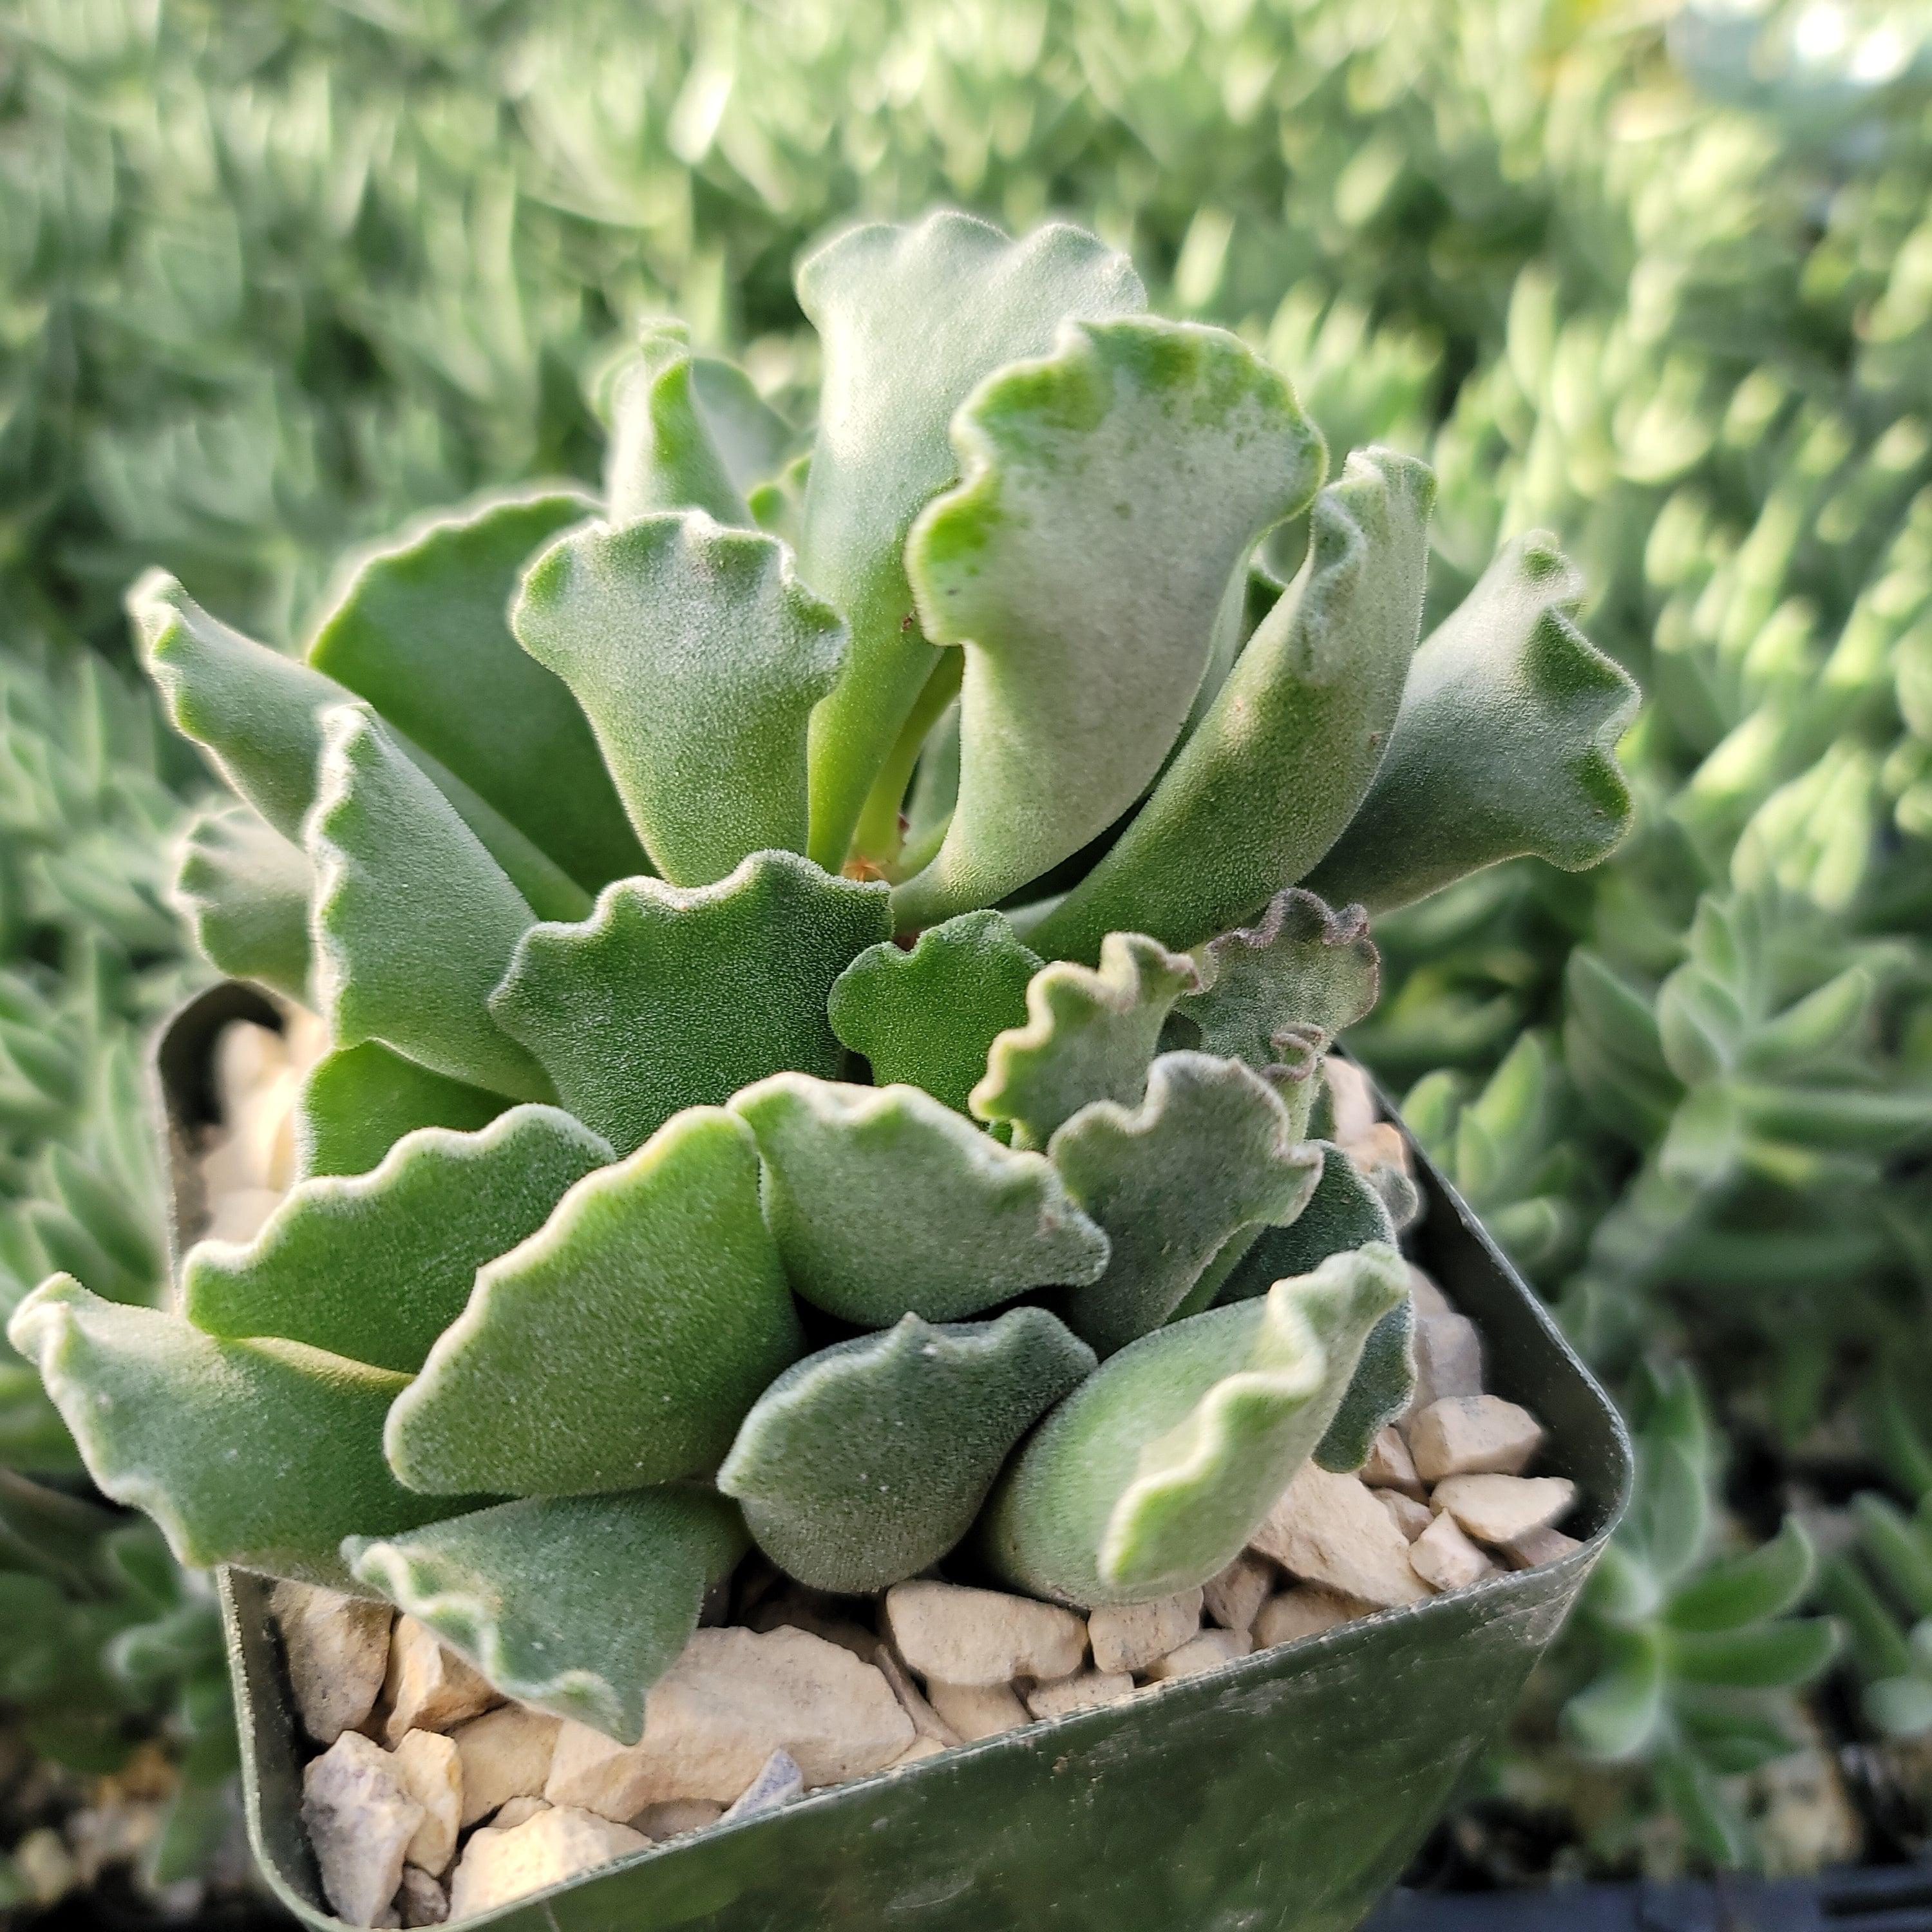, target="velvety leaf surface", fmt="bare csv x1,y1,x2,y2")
1312,1297,1416,1473
307,490,647,895
796,211,1146,872
971,932,1197,1150
892,316,1325,927
718,1310,1094,1595
345,1488,748,1743
1306,531,1640,913
982,1243,1408,1605
384,1107,802,1496
7,1277,458,1592
513,513,845,885
183,1106,611,1373
1052,1052,1321,1354
489,850,889,1155
1215,1140,1396,1300
308,705,552,1104
173,804,311,1000
728,1074,1108,1324
296,1043,507,1181
1030,450,1432,960
827,911,1041,1115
